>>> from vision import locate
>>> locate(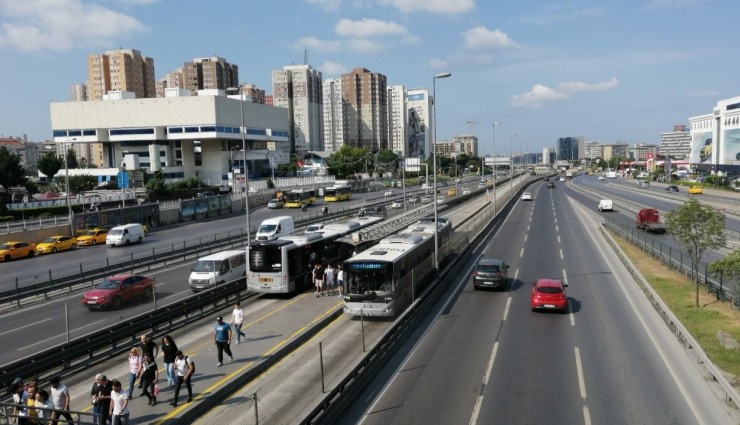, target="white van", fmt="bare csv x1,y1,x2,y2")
105,223,145,246
598,199,613,212
189,250,246,292
255,216,294,241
